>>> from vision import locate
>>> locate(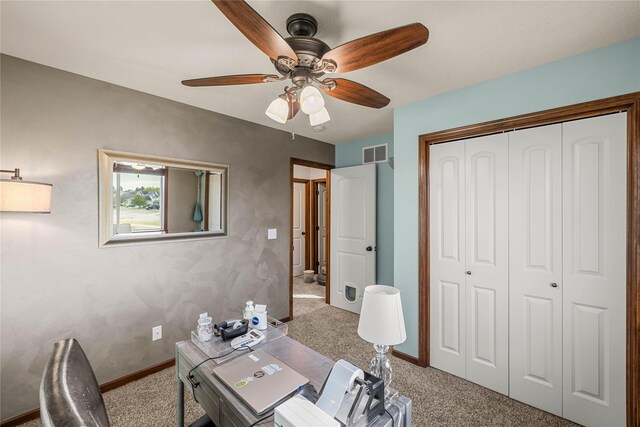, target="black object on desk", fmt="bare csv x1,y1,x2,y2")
189,415,215,427
214,319,249,341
